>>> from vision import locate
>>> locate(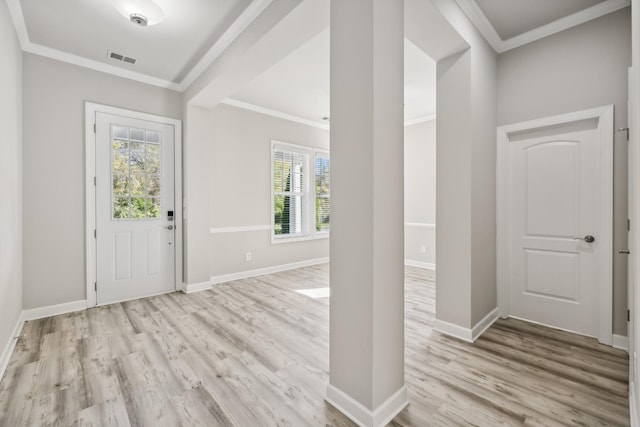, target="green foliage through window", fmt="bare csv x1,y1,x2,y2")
315,154,330,232
112,126,161,219
273,147,305,236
